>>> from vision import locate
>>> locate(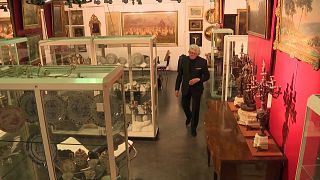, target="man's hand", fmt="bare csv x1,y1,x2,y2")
189,78,200,86
175,90,179,97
